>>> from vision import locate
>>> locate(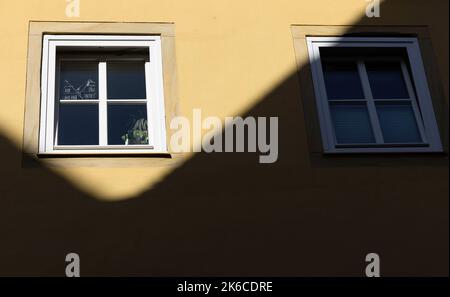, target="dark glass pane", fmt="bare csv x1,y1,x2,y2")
330,103,375,144
107,104,148,145
366,61,409,99
60,61,98,100
107,62,146,99
58,104,99,145
376,102,422,143
322,61,365,100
